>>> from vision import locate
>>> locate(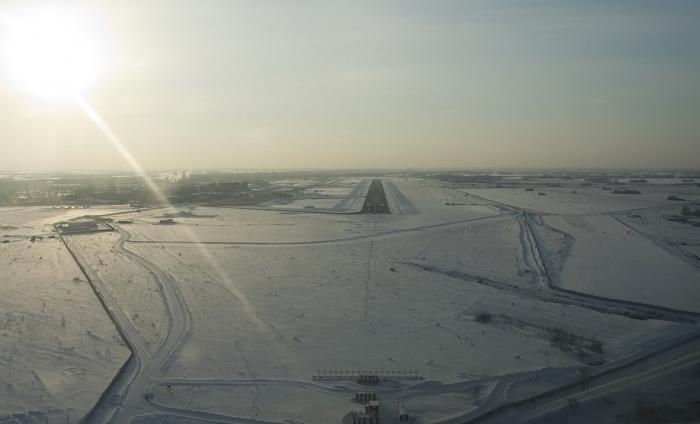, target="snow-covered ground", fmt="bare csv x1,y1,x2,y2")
535,214,700,313
261,178,370,213
69,232,169,353
2,177,699,423
461,186,685,215
0,209,129,420
614,205,700,264
121,179,697,422
0,206,131,237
